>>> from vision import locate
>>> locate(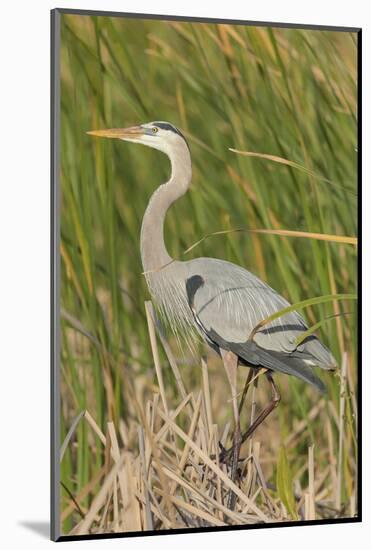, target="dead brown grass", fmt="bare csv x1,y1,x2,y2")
60,301,356,535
